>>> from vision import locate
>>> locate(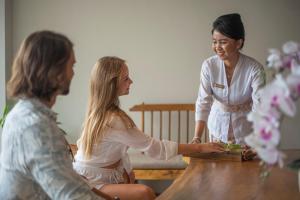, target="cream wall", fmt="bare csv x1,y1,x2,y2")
7,0,300,148
0,0,5,139
0,0,5,119
0,0,12,148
